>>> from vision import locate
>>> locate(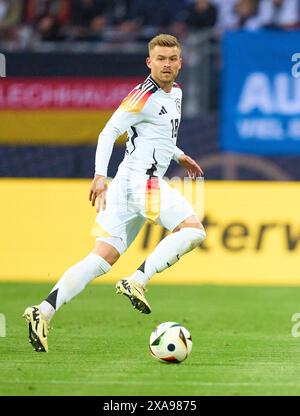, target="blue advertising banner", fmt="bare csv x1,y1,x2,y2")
221,30,300,155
